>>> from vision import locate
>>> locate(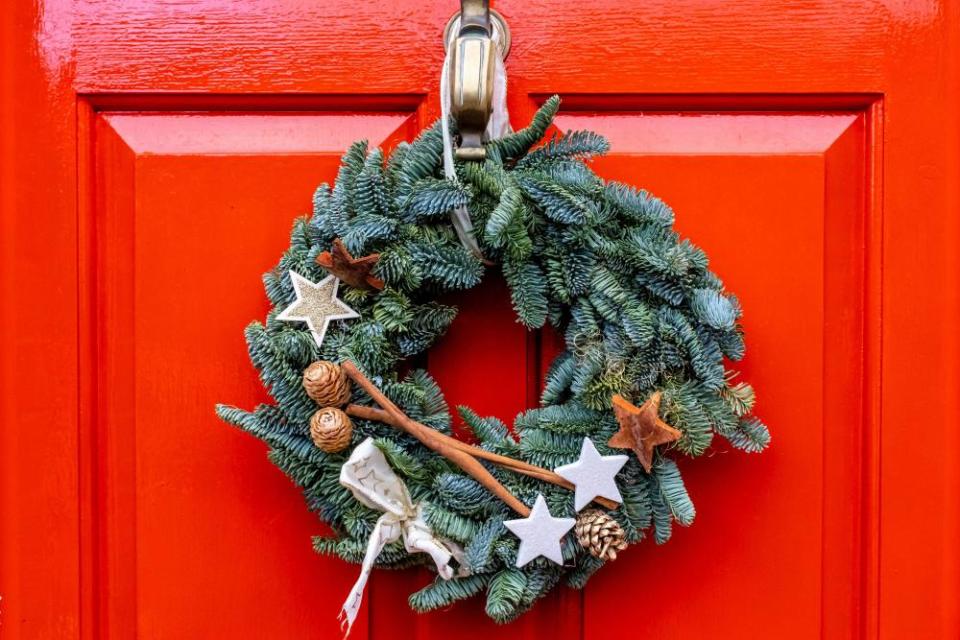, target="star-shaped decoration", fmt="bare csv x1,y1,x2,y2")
608,392,682,473
504,494,576,567
316,238,384,291
555,438,629,511
276,271,360,347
